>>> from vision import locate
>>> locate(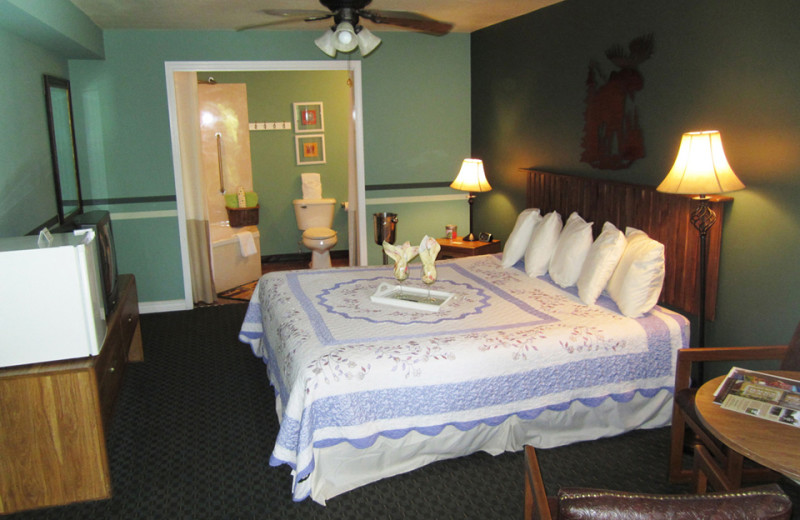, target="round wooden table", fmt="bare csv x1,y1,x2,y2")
695,371,800,481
